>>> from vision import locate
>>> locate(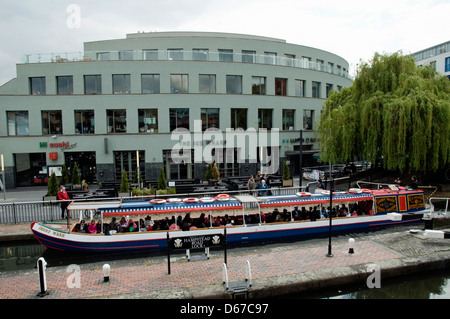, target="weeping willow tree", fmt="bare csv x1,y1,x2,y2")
318,52,450,173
